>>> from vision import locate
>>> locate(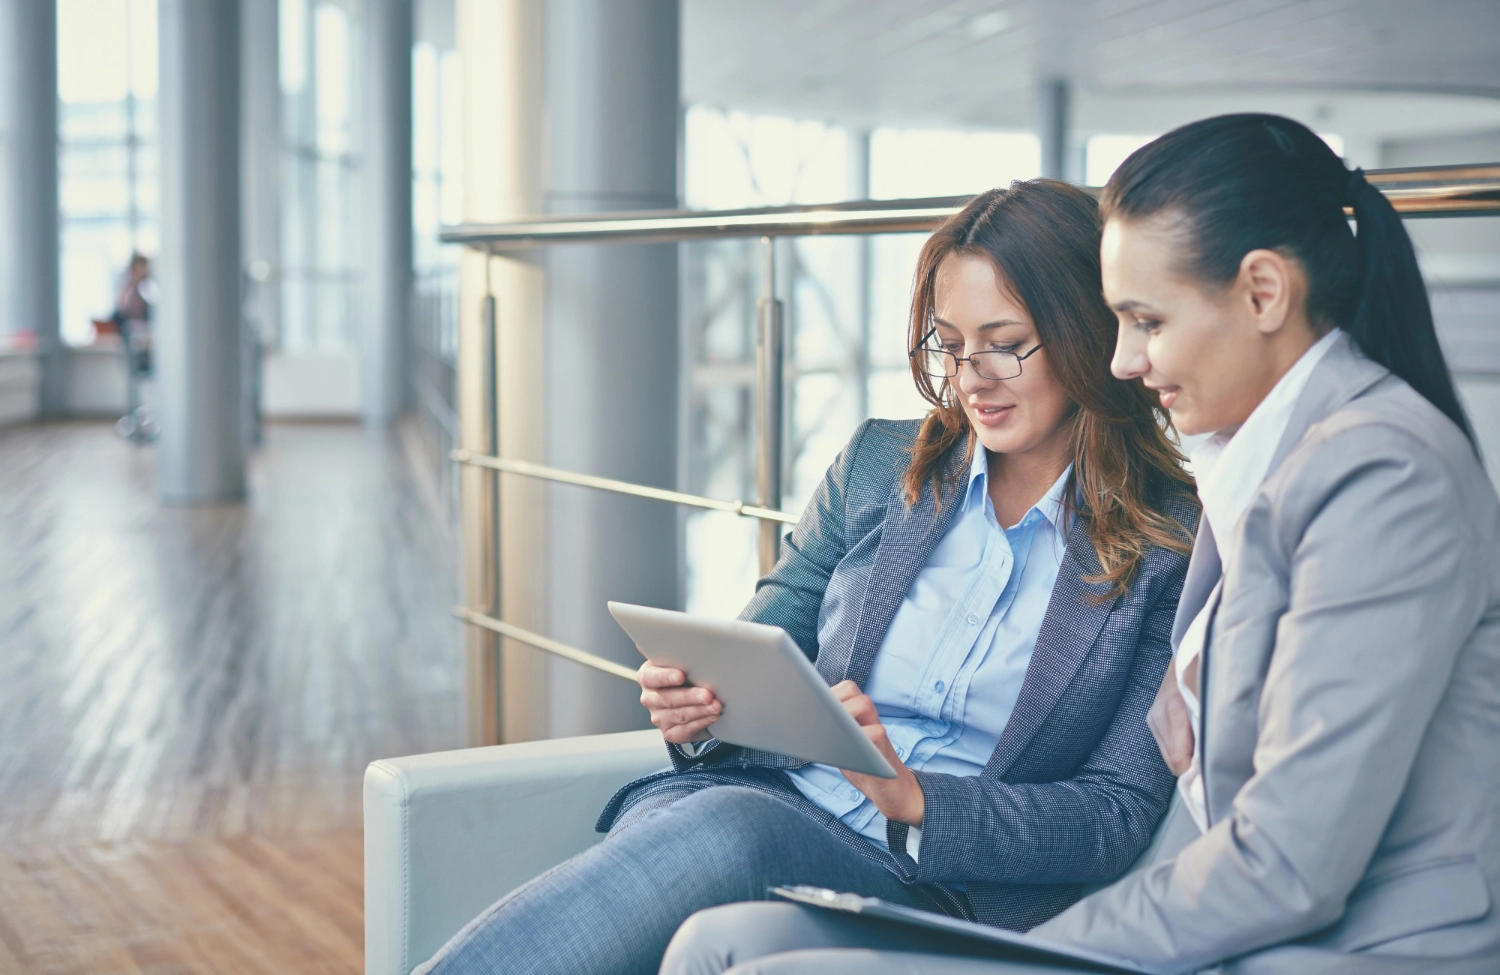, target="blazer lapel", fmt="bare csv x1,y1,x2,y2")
1171,515,1221,651
831,446,968,689
986,513,1117,776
